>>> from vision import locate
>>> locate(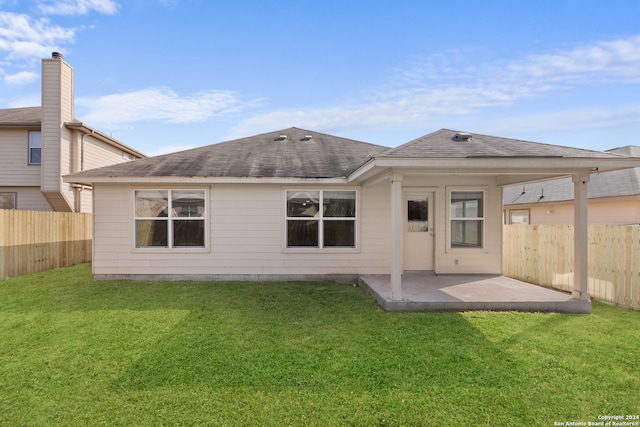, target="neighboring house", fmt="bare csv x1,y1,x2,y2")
0,52,144,212
65,128,640,300
503,146,640,225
